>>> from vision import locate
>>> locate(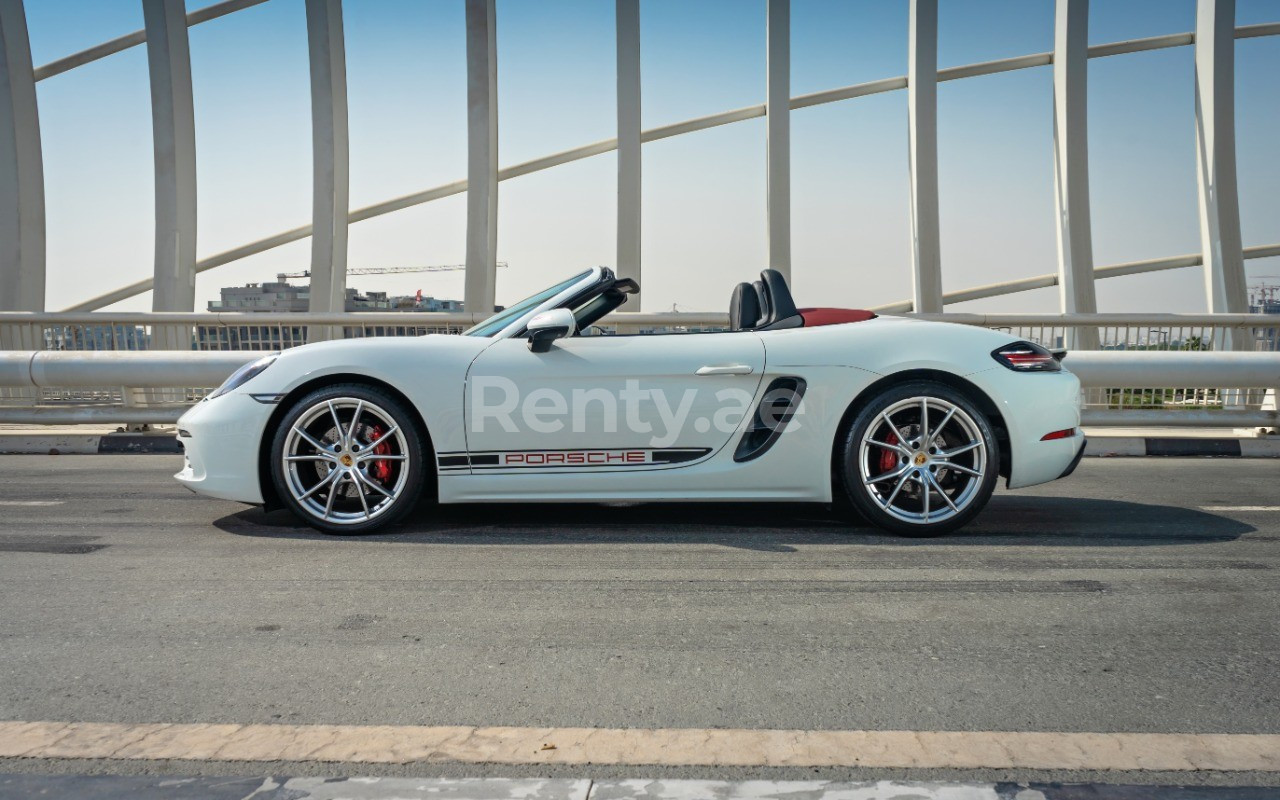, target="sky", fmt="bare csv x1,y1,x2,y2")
19,0,1280,314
